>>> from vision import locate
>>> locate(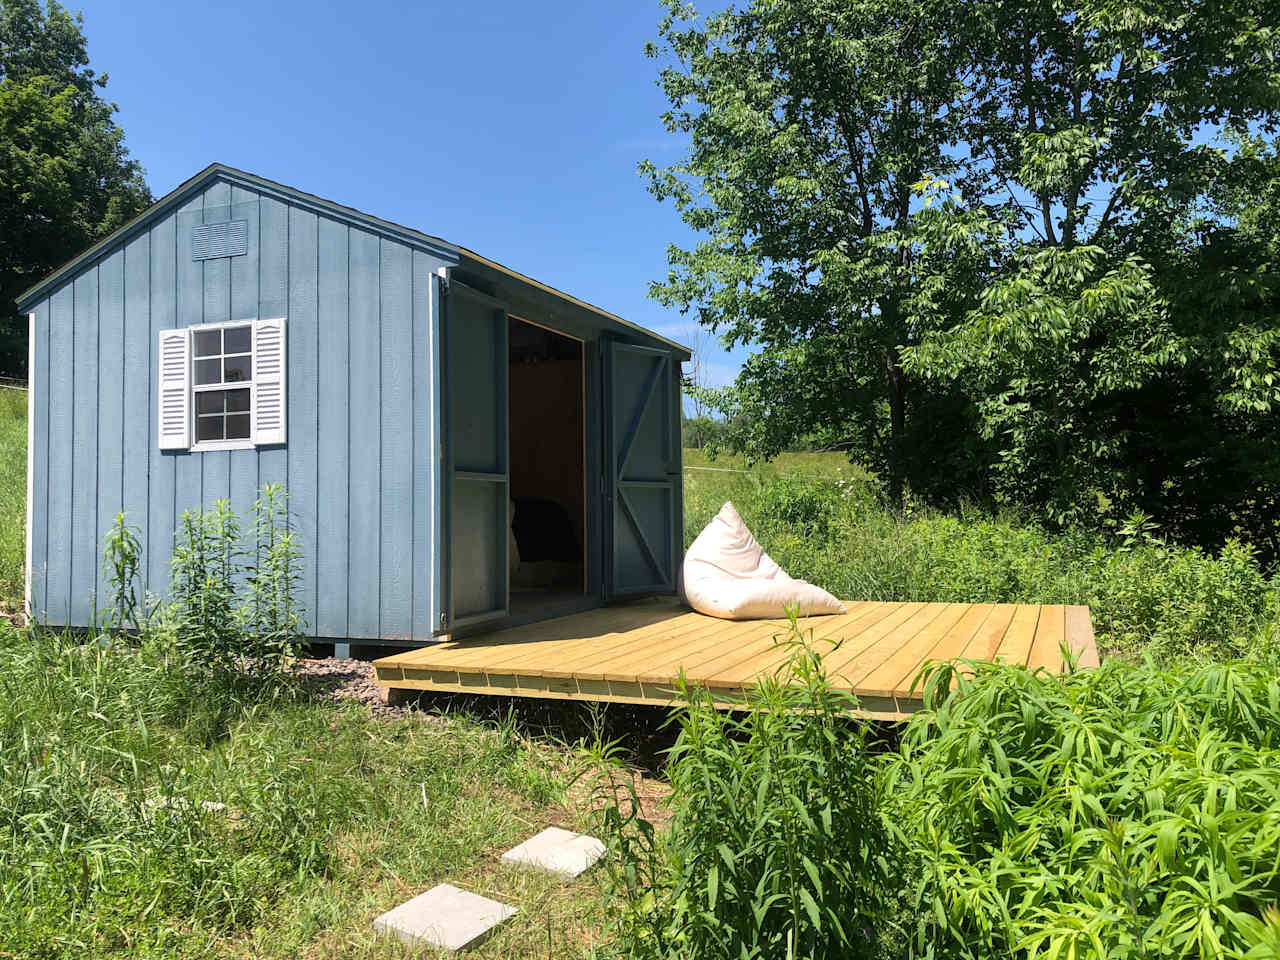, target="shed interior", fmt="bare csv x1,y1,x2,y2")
507,317,586,616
